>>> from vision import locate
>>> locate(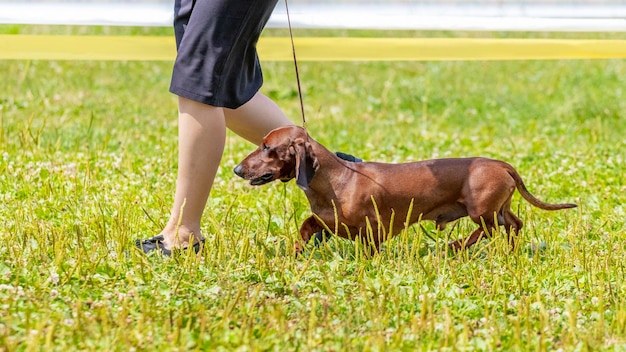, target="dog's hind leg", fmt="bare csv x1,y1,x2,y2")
452,179,514,251
449,208,500,251
502,202,523,250
449,226,489,251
